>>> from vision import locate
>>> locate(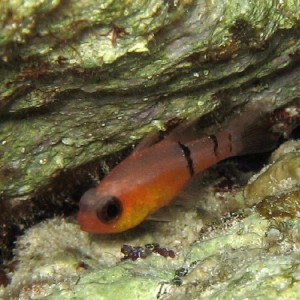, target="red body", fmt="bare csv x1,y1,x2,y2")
78,103,299,233
78,129,242,233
